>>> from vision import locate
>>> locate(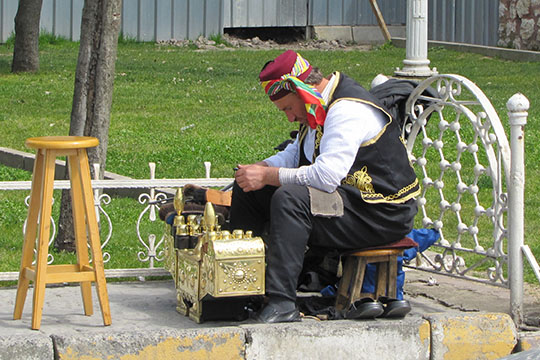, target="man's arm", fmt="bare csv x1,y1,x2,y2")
235,162,280,192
